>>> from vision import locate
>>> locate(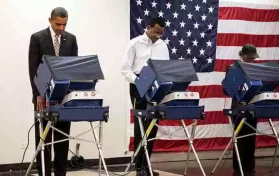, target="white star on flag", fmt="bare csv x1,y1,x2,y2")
166,2,172,9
